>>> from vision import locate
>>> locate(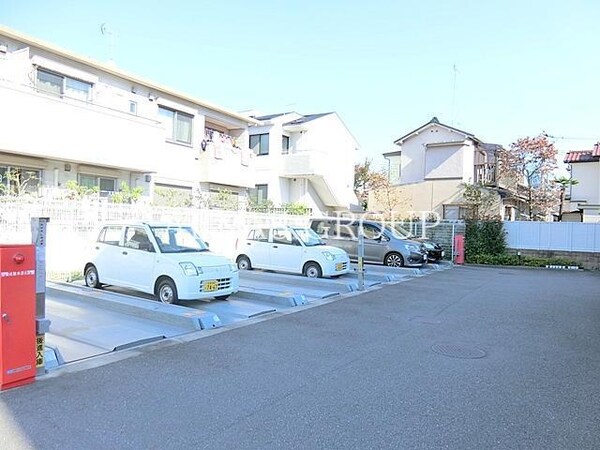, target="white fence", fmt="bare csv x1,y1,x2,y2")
504,221,600,253
0,199,309,280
